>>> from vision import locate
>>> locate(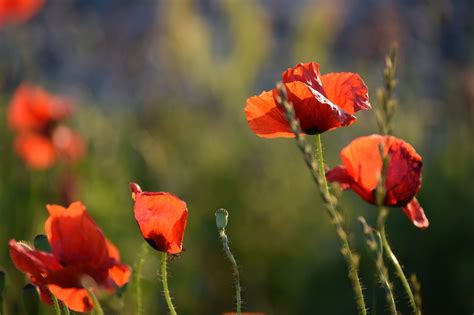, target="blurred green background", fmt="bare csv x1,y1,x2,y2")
1,0,473,314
